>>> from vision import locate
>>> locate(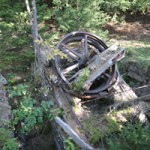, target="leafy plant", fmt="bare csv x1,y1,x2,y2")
107,123,150,150
0,1,31,50
0,48,34,70
0,0,34,71
64,138,75,150
0,128,18,150
15,98,59,134
101,0,149,17
8,84,29,98
83,115,102,144
9,83,60,134
50,0,109,37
